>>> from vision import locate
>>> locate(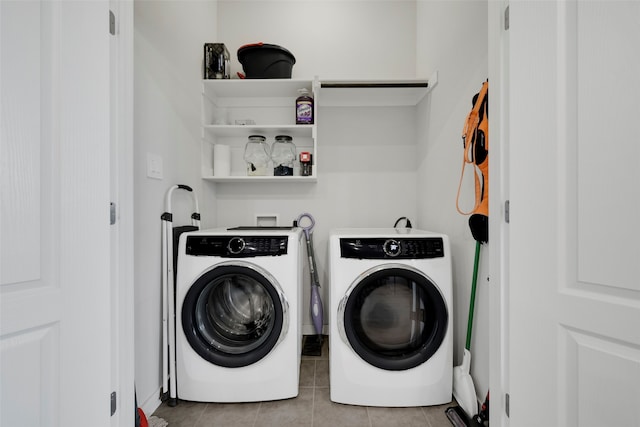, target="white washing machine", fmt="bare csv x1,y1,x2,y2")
175,227,304,402
329,228,453,407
